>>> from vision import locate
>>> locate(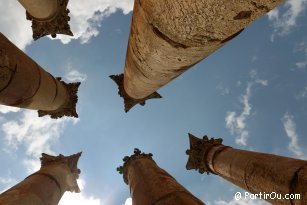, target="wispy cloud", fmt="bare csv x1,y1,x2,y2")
214,197,269,205
0,174,17,193
268,0,307,40
0,175,16,187
0,0,133,50
59,179,104,205
294,40,307,69
0,0,32,50
0,110,105,205
123,198,132,205
216,83,230,96
225,70,268,146
0,105,20,114
1,110,78,173
64,61,88,82
281,113,307,159
52,0,134,44
296,86,307,99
